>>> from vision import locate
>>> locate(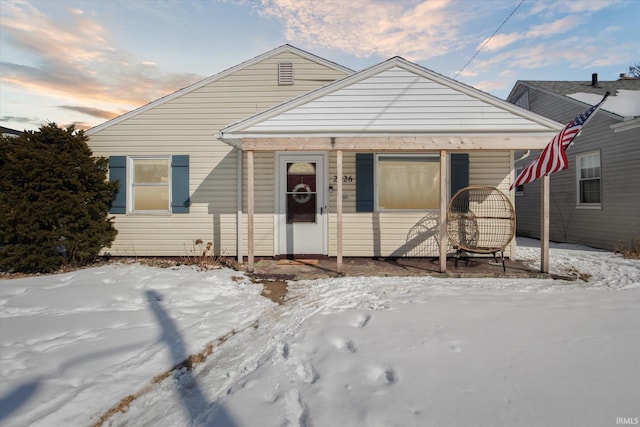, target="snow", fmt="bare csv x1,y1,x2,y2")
1,238,639,427
568,89,640,118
